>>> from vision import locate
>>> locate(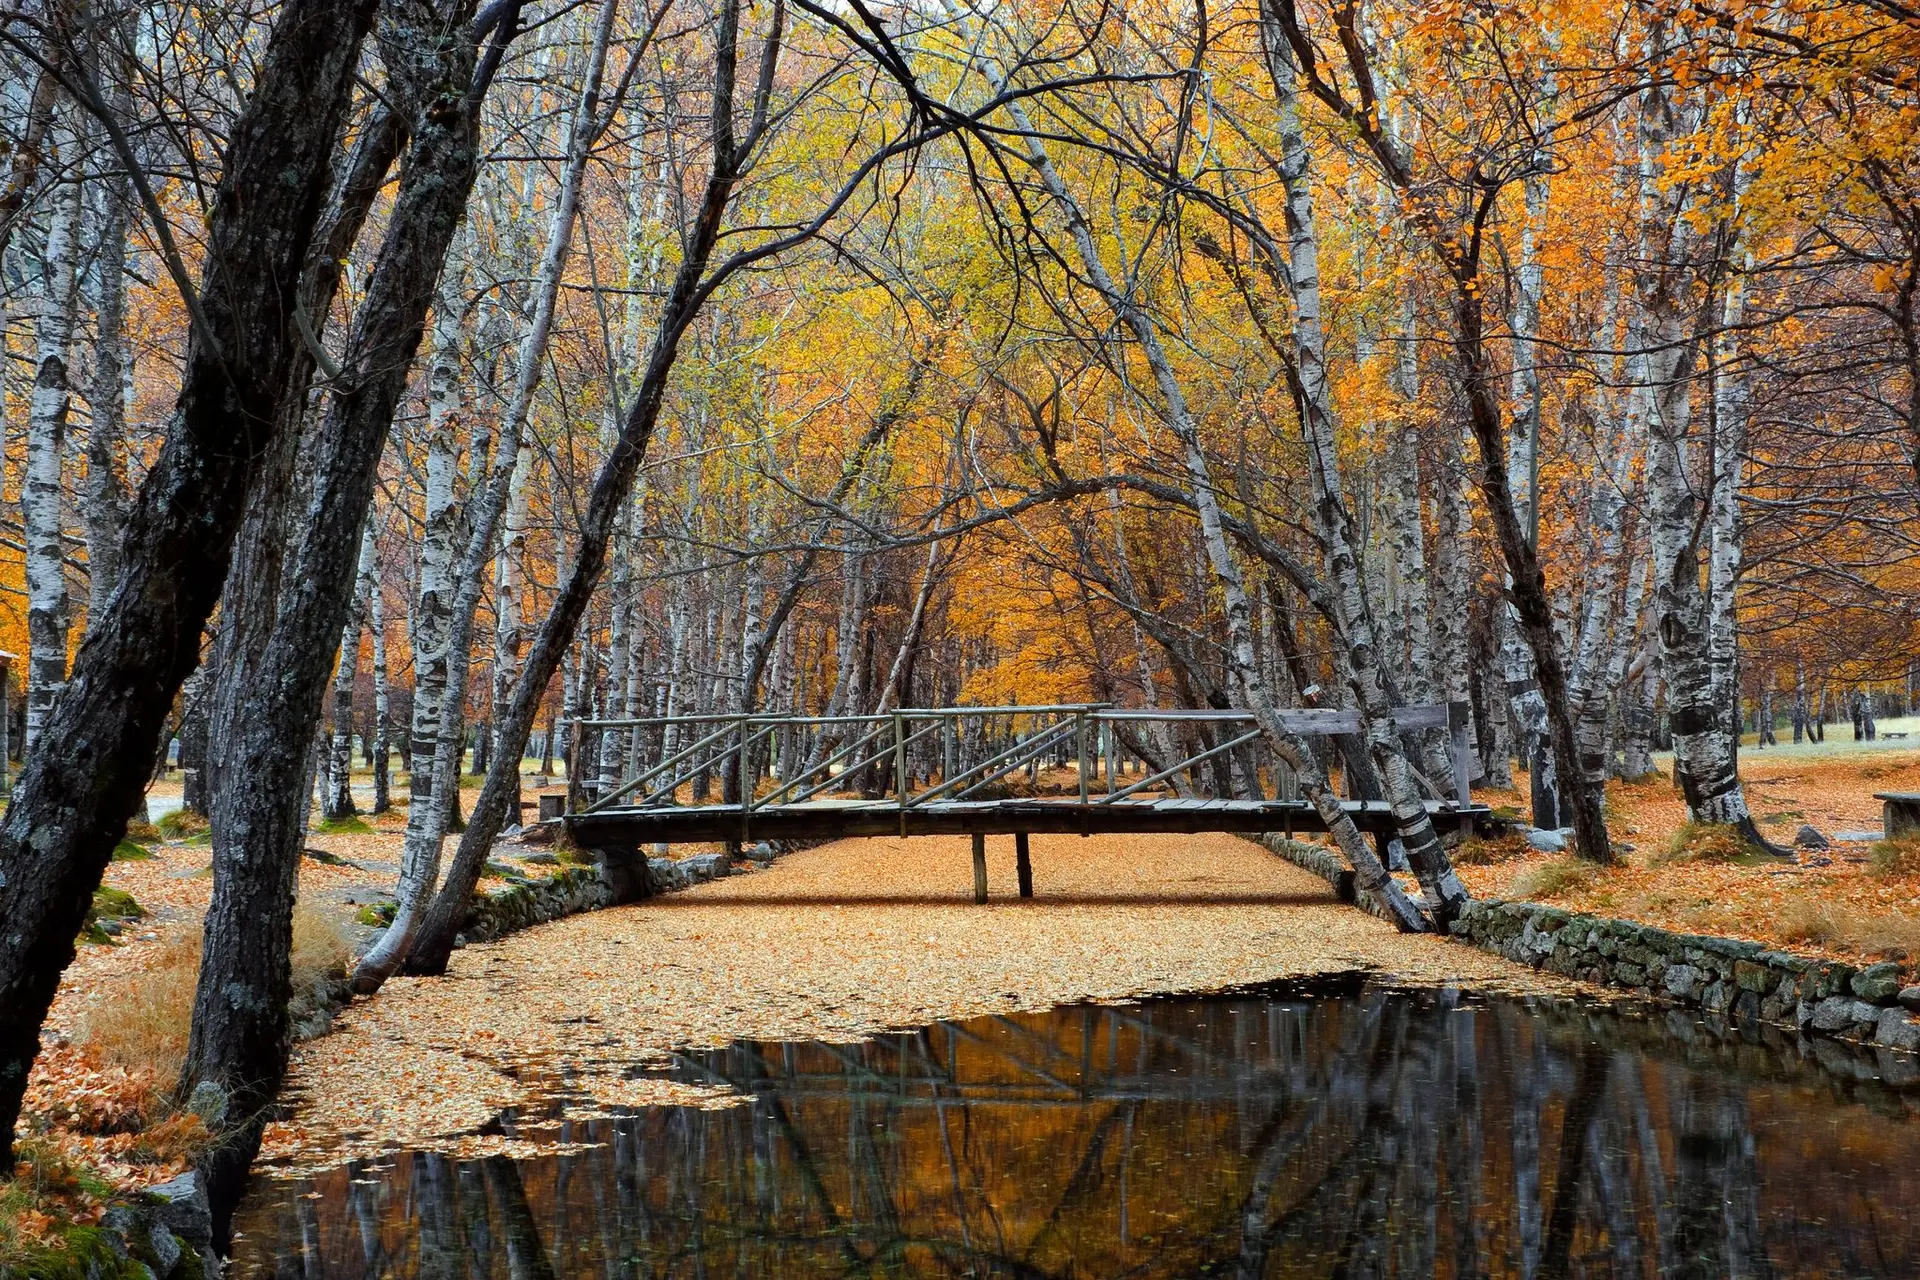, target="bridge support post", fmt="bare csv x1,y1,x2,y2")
972,832,988,904
1015,832,1033,898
